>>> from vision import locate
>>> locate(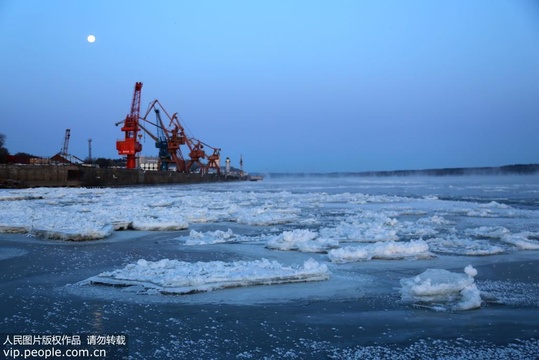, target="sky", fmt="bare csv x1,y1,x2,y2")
1,0,539,173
